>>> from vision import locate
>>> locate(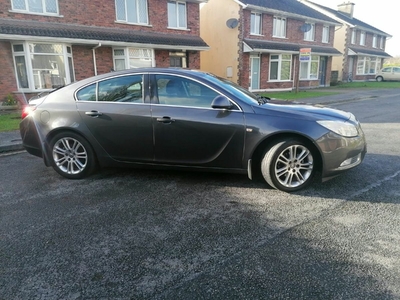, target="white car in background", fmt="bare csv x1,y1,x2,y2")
376,67,400,82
